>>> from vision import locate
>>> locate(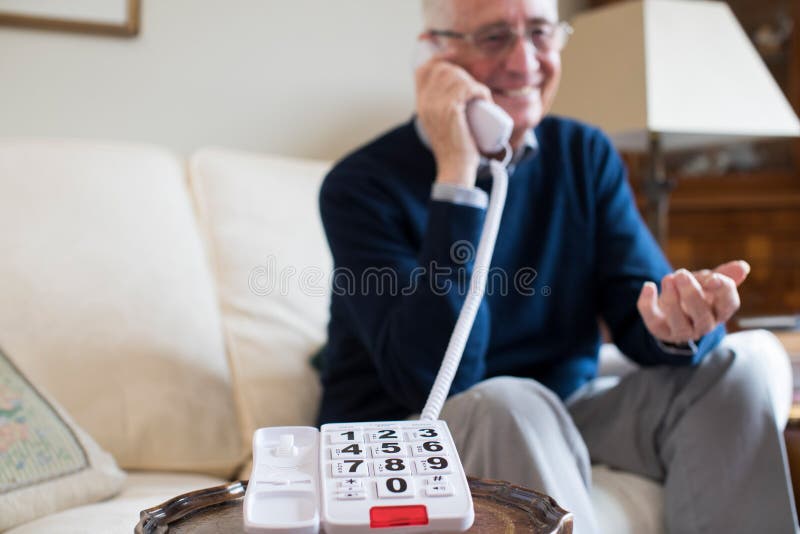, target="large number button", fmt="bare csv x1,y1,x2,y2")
414,457,452,474
411,440,446,456
372,458,411,476
328,428,364,444
376,476,415,499
370,442,407,458
406,427,439,441
331,459,369,477
329,442,367,459
367,427,403,442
